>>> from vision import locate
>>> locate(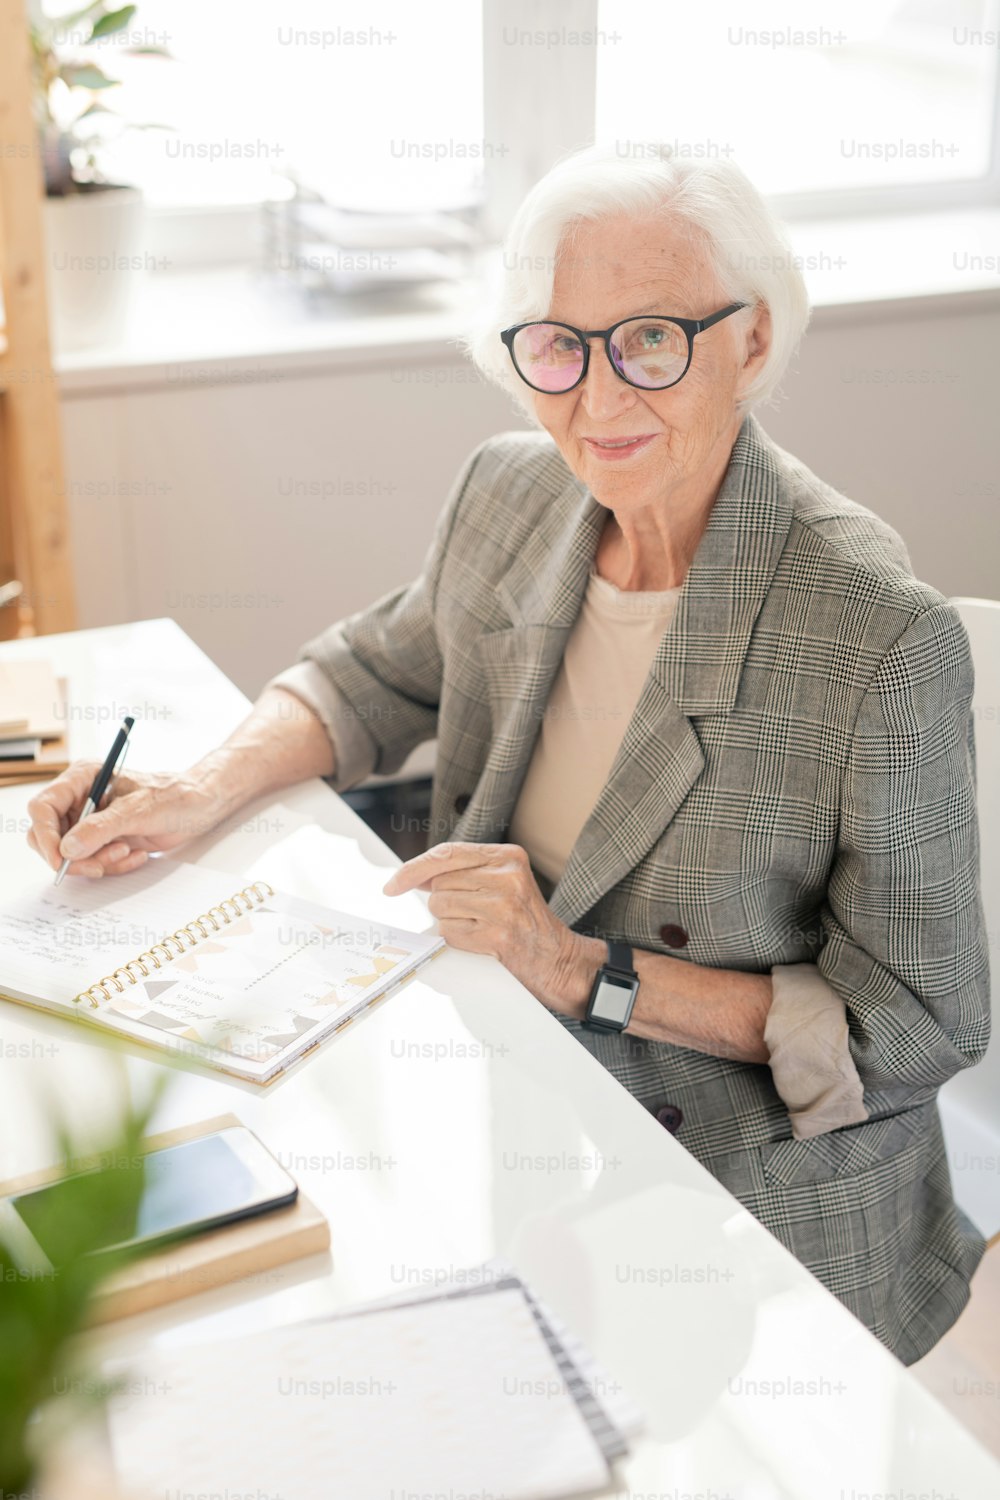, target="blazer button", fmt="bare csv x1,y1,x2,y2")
454,793,471,815
659,923,688,948
655,1104,684,1134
